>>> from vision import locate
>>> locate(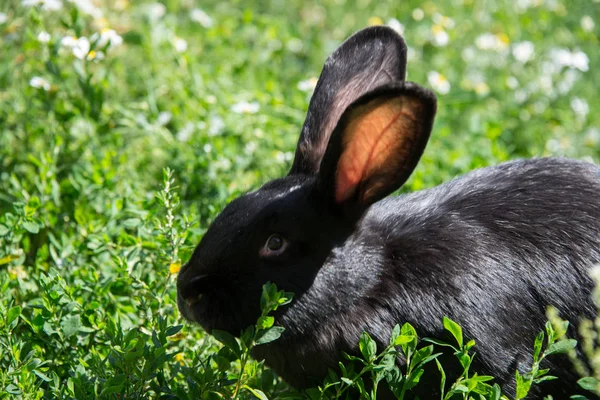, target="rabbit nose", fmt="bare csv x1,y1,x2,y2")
179,274,214,306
